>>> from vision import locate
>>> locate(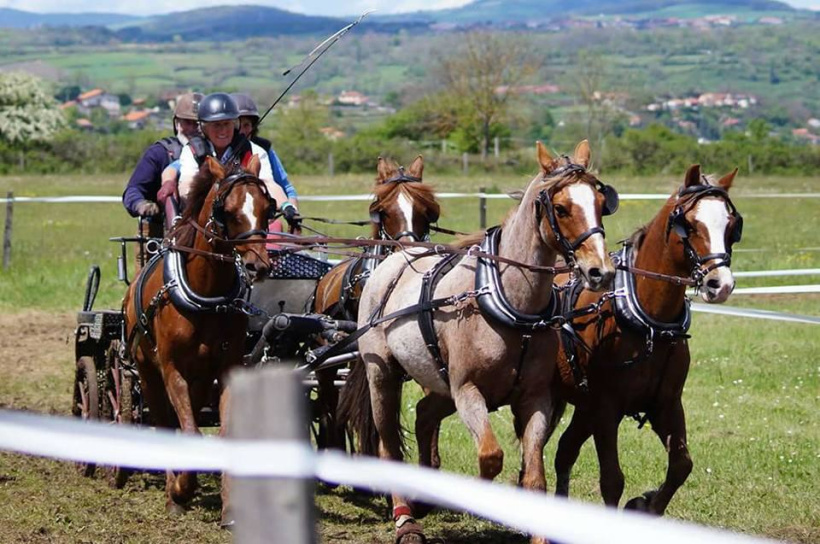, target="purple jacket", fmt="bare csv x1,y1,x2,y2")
122,140,178,217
